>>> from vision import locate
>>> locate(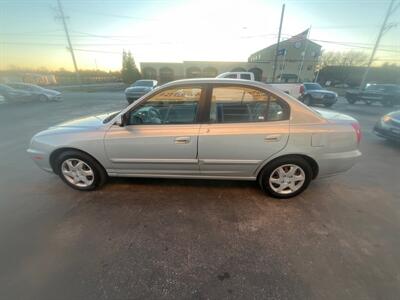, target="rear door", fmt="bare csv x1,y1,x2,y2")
198,85,290,177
